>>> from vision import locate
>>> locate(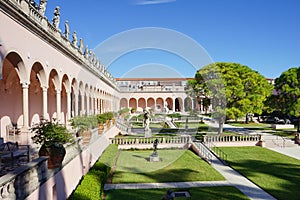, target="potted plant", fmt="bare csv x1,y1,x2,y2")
31,119,74,169
97,114,106,134
70,115,98,144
